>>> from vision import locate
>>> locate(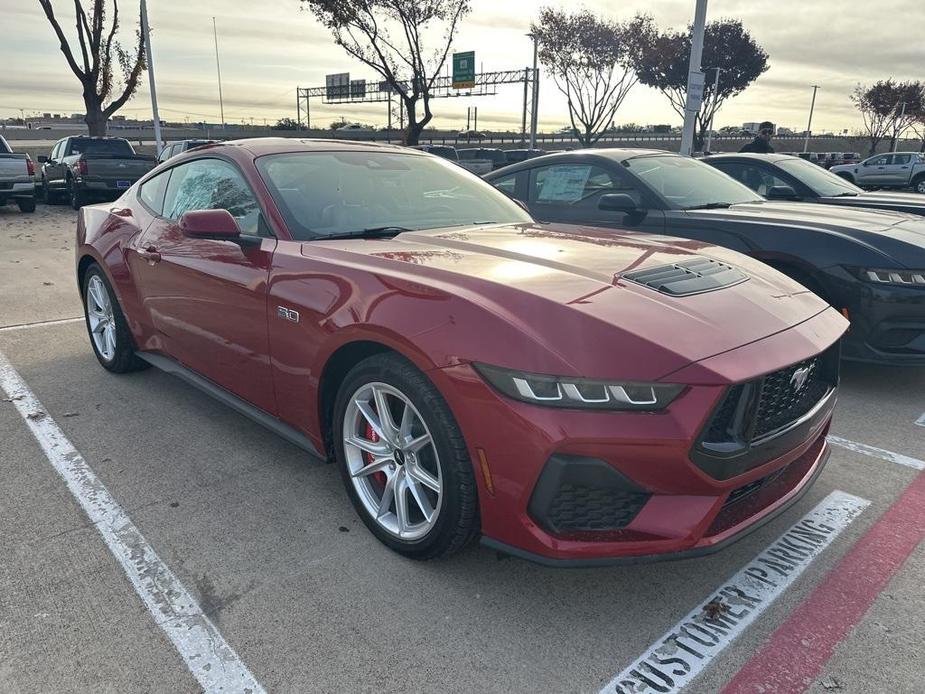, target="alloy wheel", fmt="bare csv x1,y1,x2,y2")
916,179,925,194
342,382,443,541
86,275,117,361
